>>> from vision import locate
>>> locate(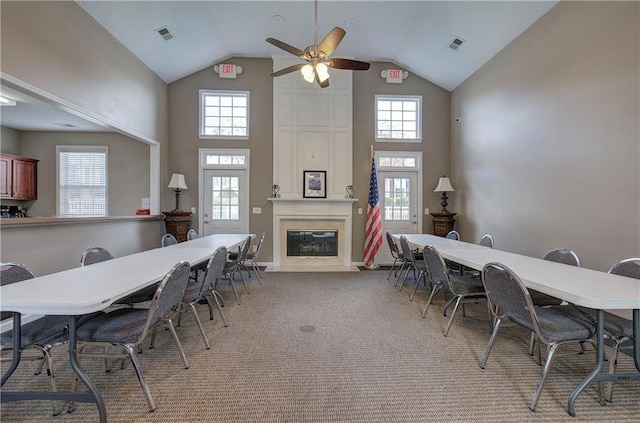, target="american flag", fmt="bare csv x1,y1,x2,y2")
364,156,382,267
